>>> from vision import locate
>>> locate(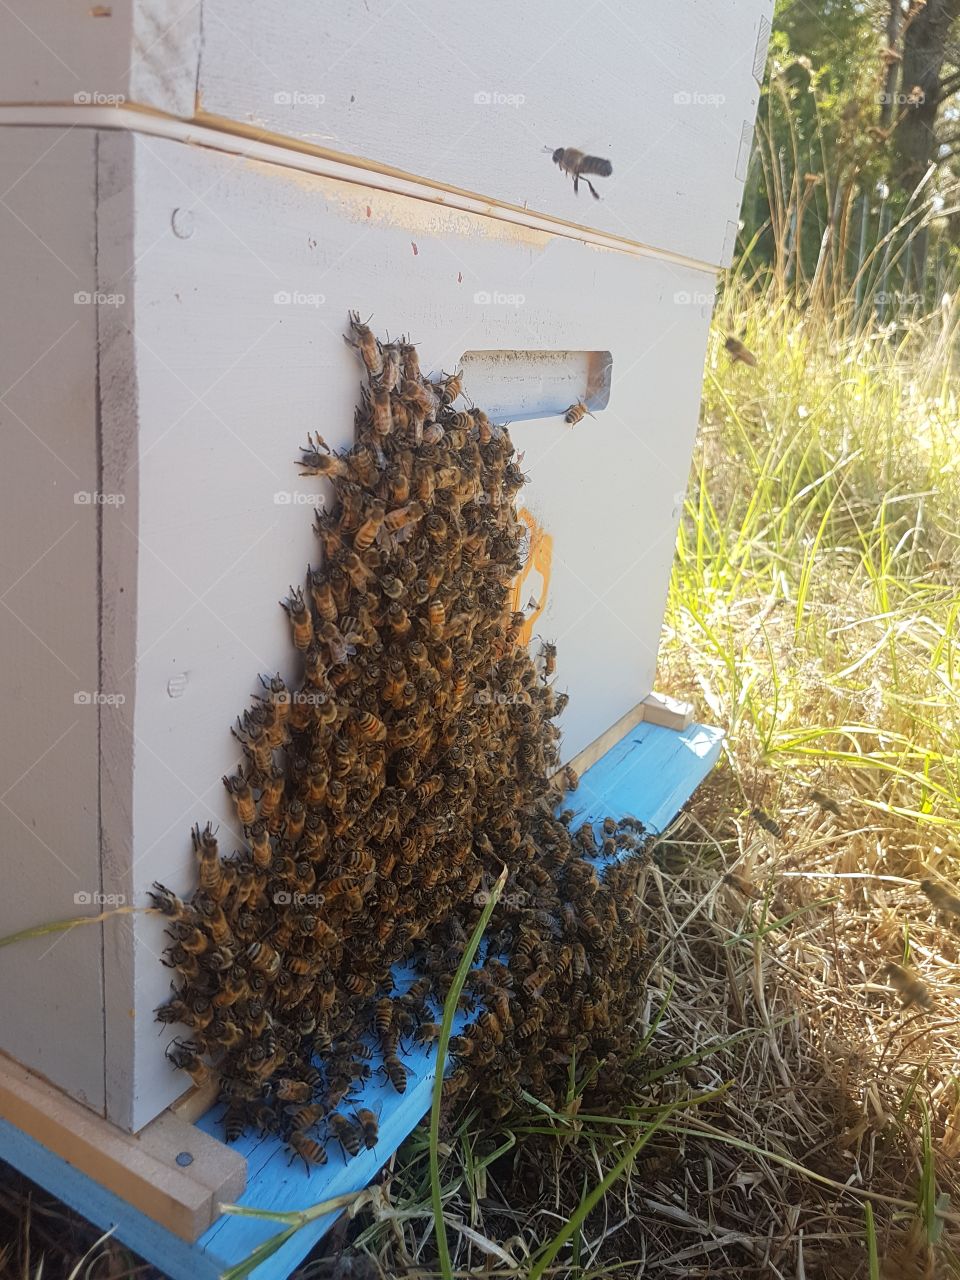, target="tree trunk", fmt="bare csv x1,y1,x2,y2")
879,0,904,131
894,0,960,195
